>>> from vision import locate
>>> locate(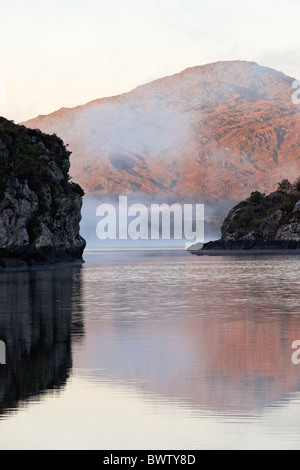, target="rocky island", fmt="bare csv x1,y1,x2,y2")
189,178,300,255
0,117,86,267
